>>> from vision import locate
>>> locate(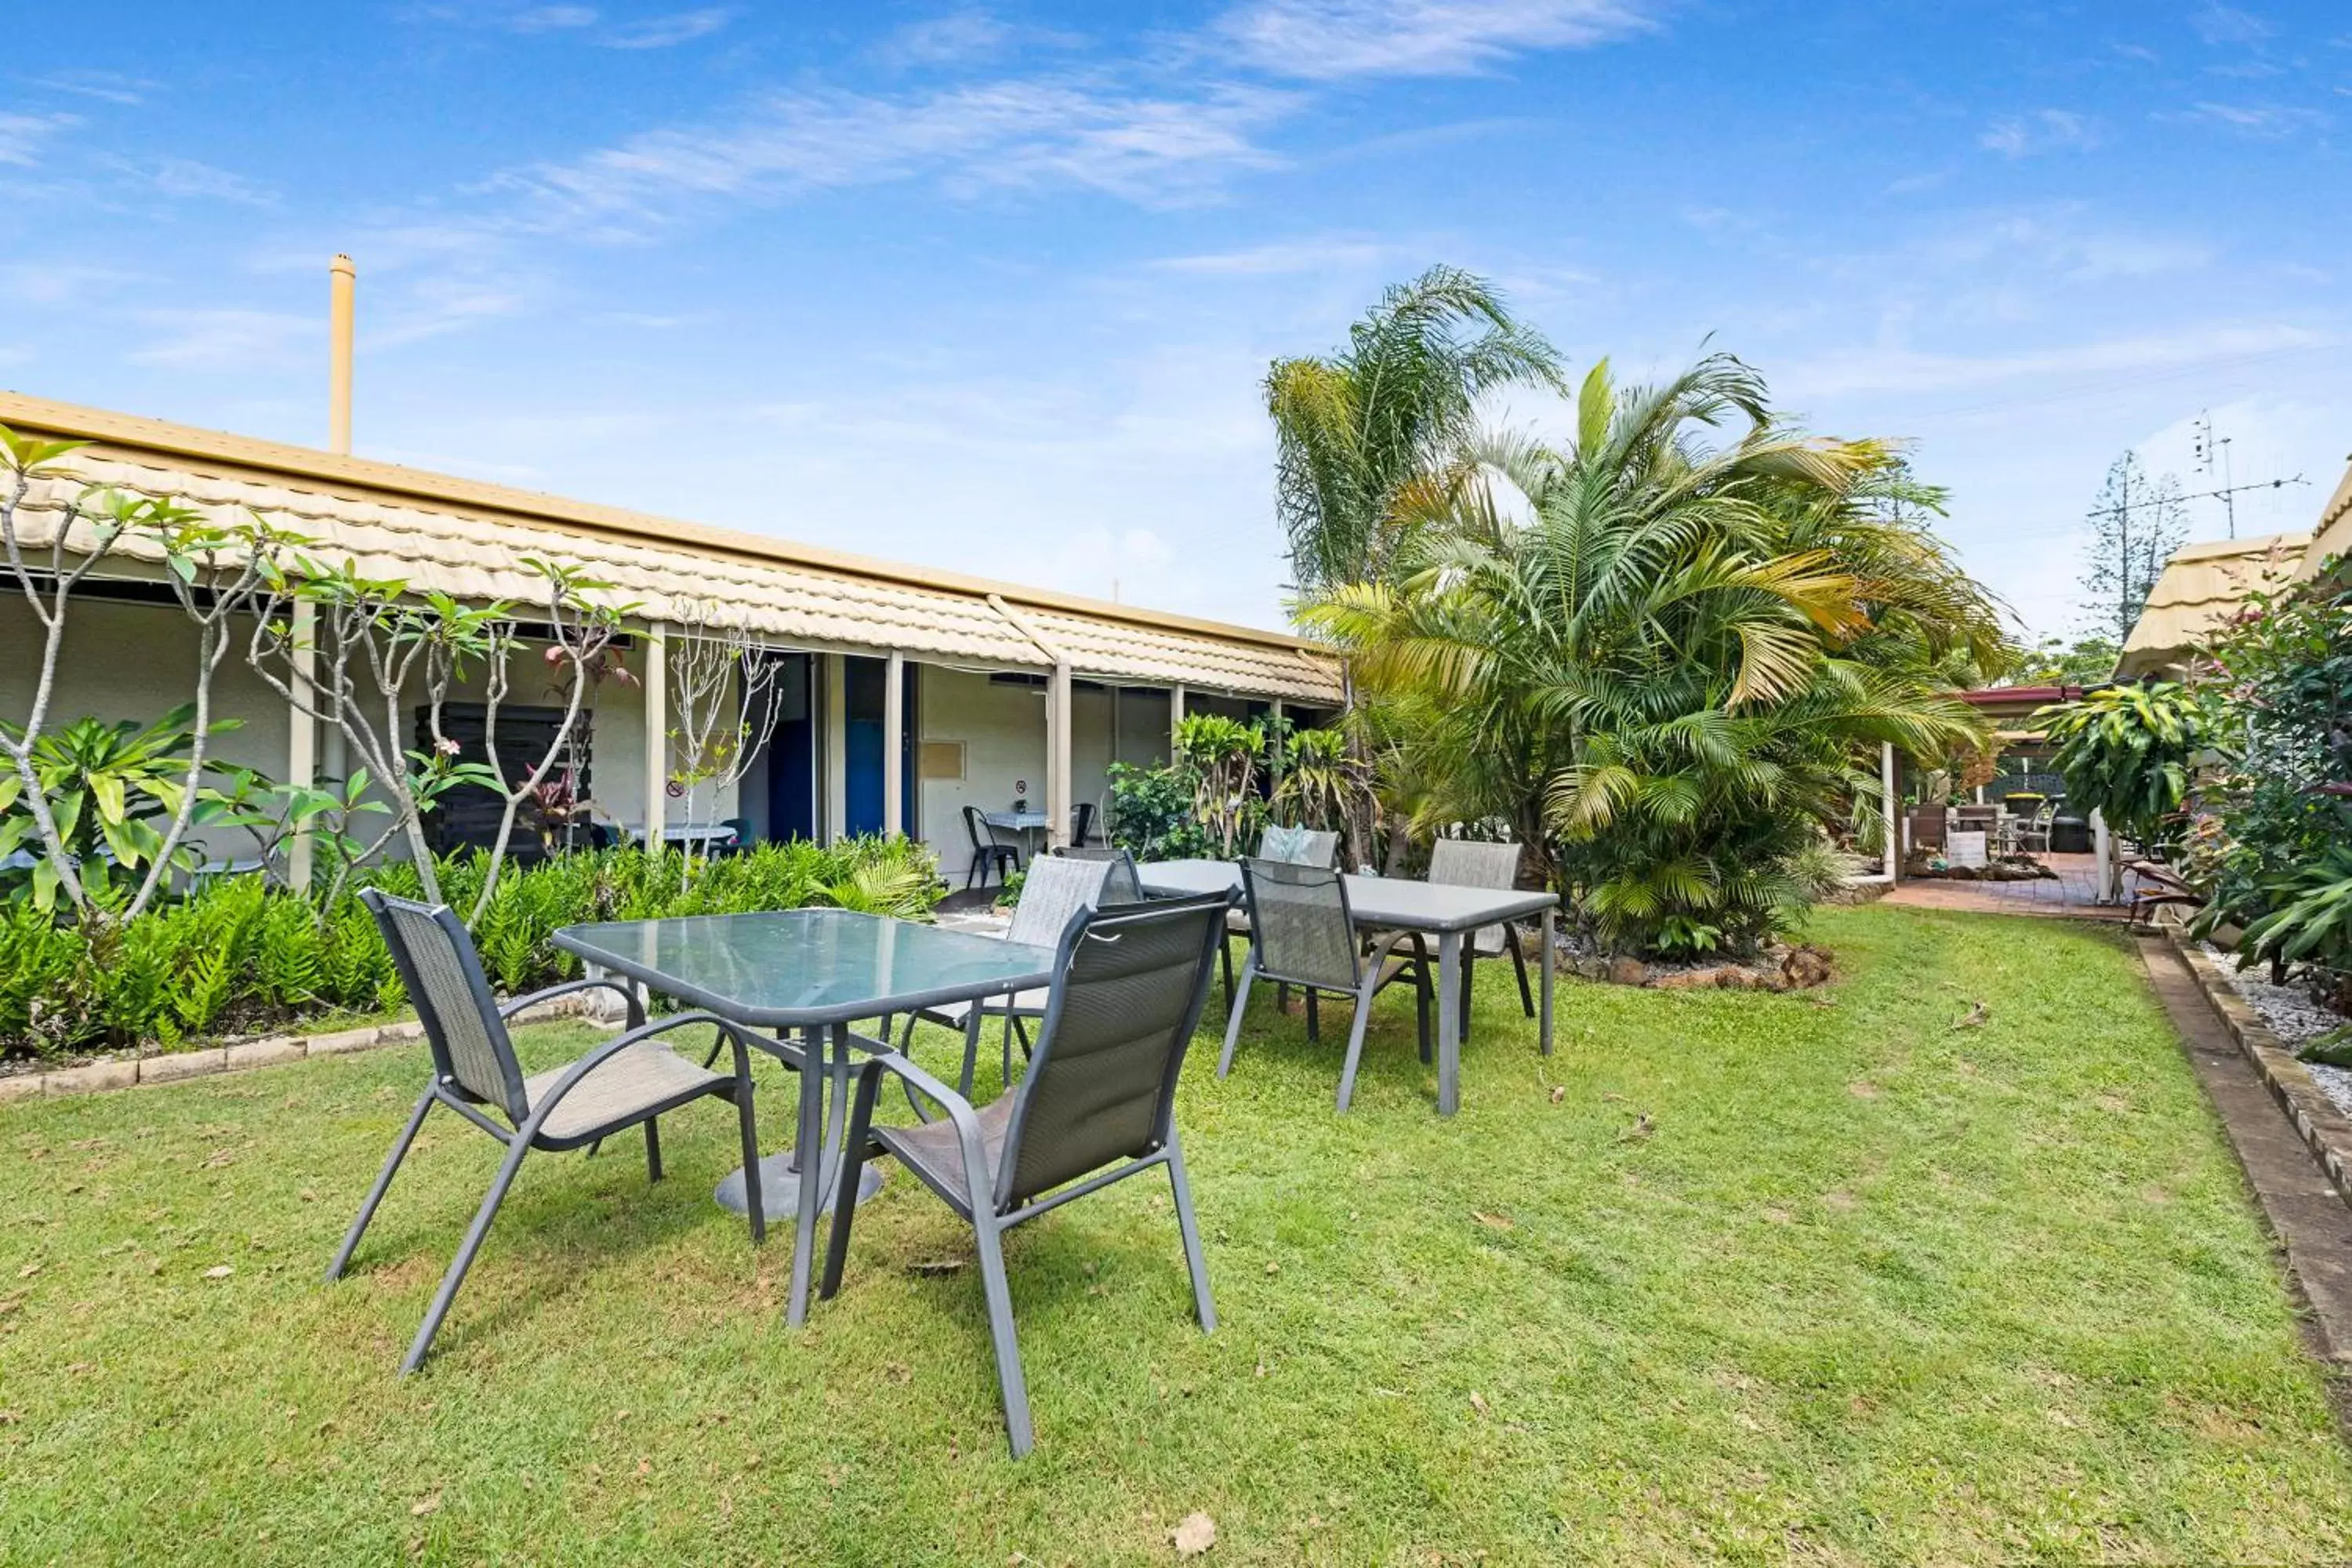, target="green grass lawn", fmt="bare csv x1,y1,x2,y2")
3,903,2347,1564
